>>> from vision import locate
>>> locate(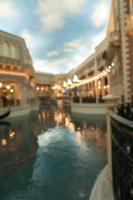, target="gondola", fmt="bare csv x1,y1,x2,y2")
0,108,10,119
